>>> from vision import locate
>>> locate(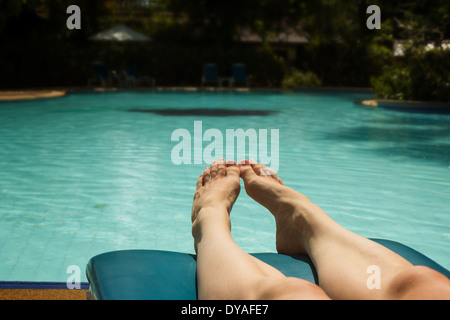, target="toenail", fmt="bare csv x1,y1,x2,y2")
226,160,235,165
239,159,249,165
